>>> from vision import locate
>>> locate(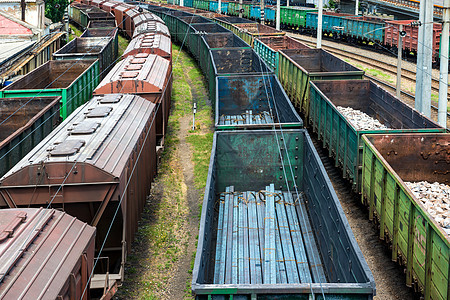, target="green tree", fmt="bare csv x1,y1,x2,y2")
45,0,69,23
